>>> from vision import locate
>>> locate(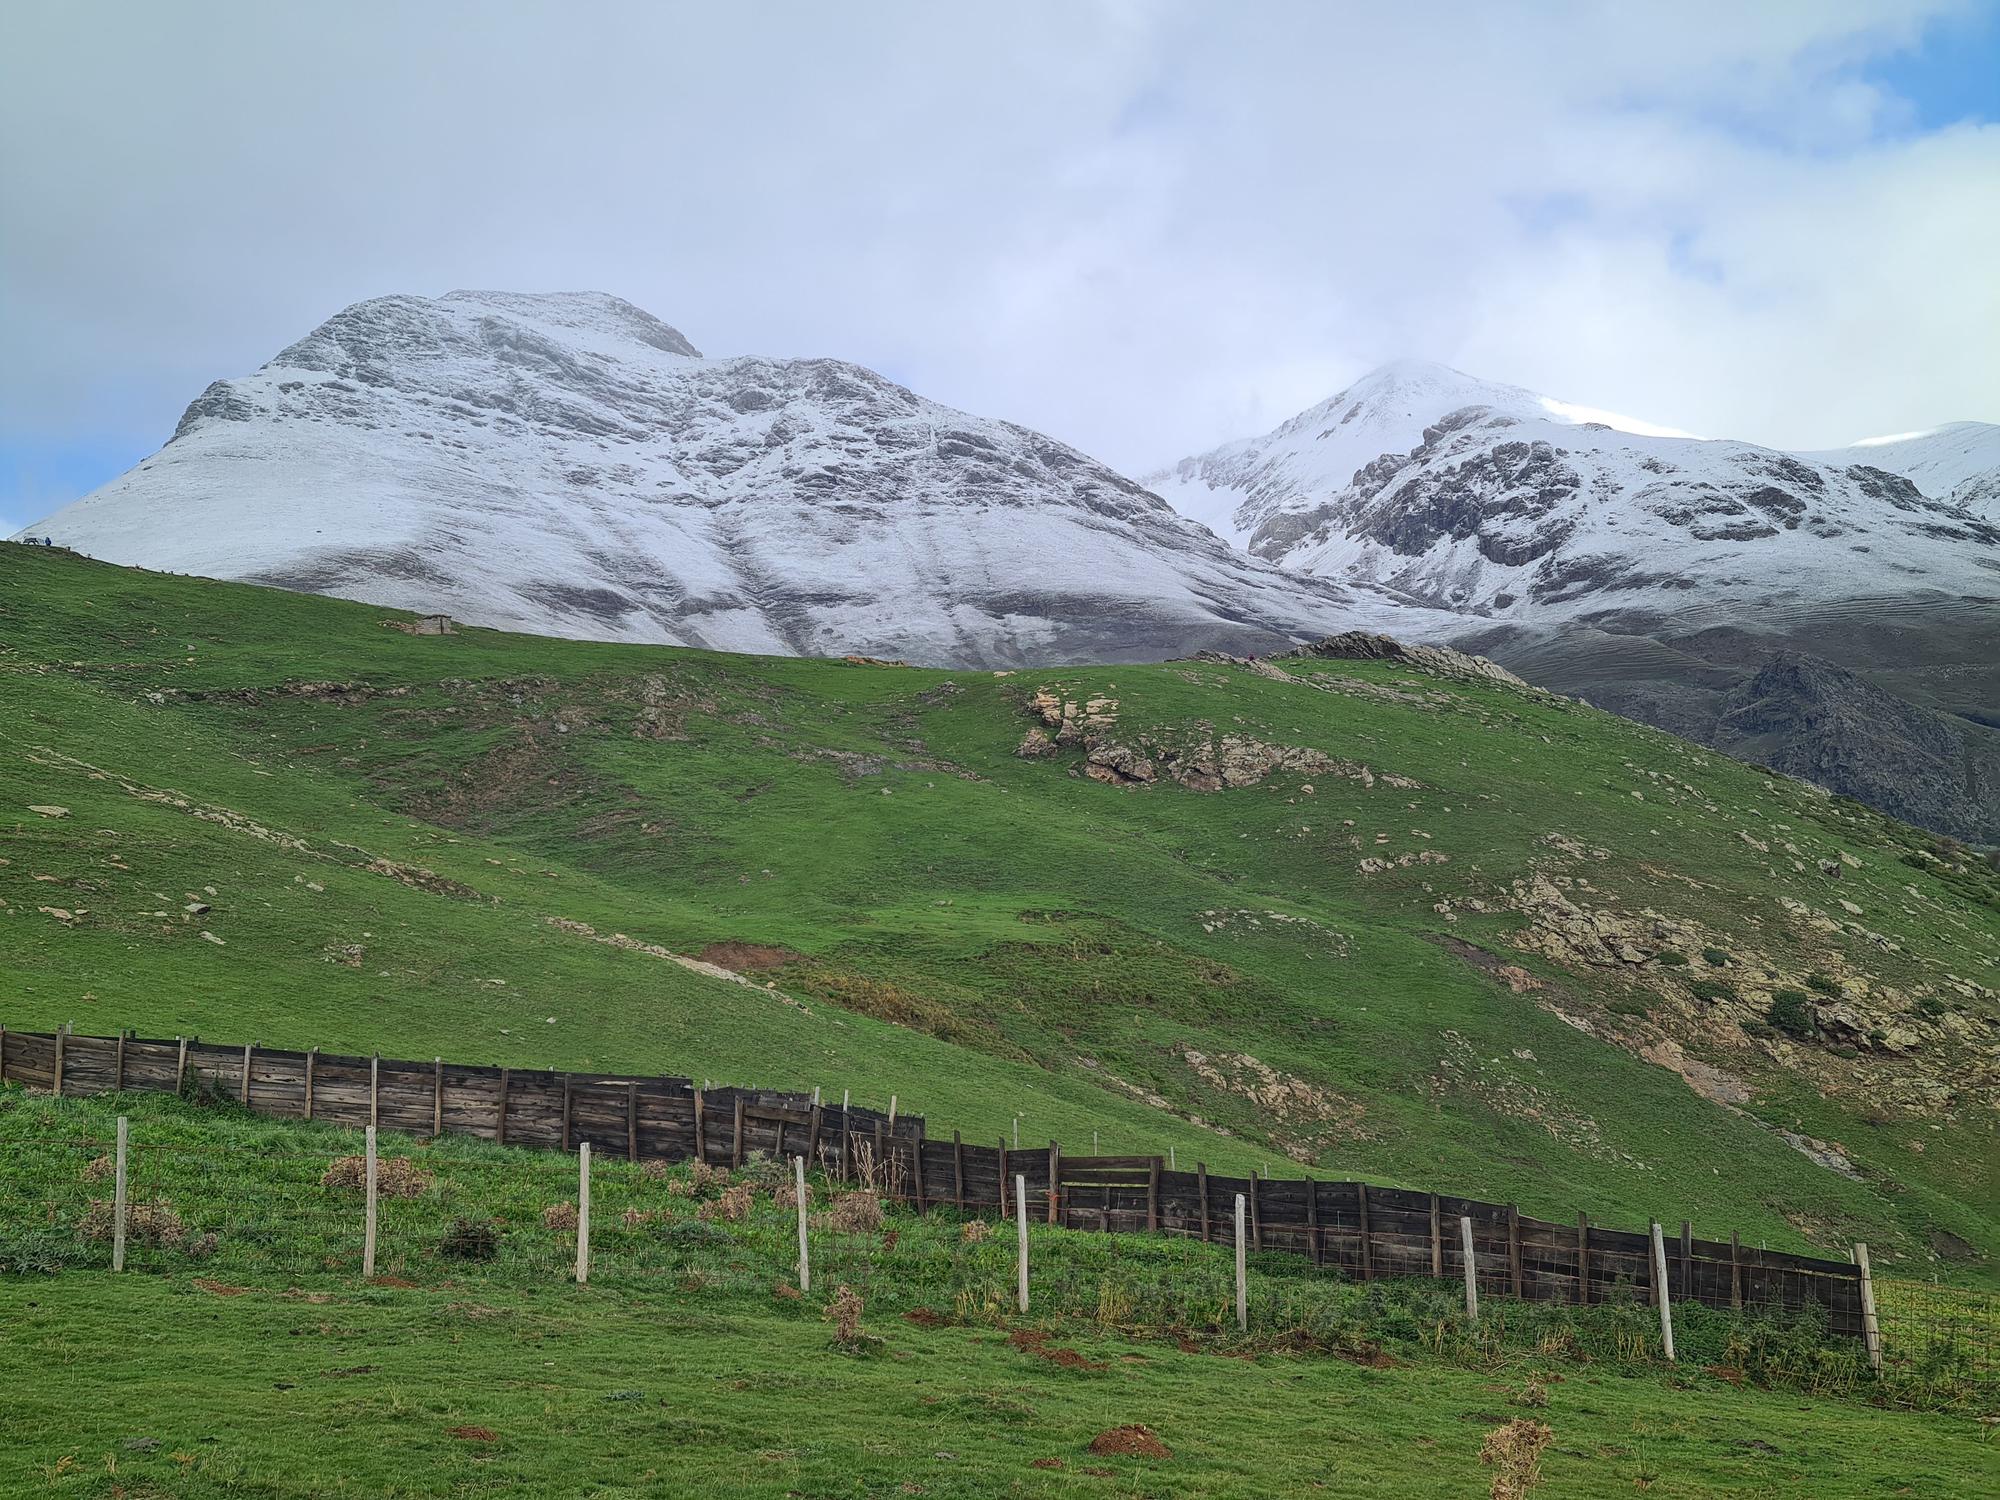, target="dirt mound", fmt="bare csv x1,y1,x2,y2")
1087,1425,1171,1459
696,941,803,972
1008,1328,1107,1372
